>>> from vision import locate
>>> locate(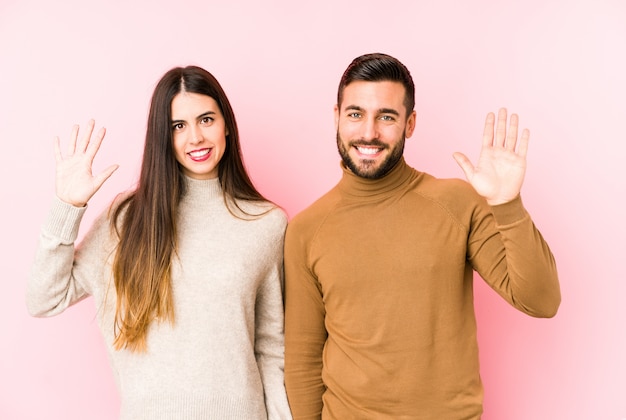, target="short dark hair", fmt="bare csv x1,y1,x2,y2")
337,53,415,114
